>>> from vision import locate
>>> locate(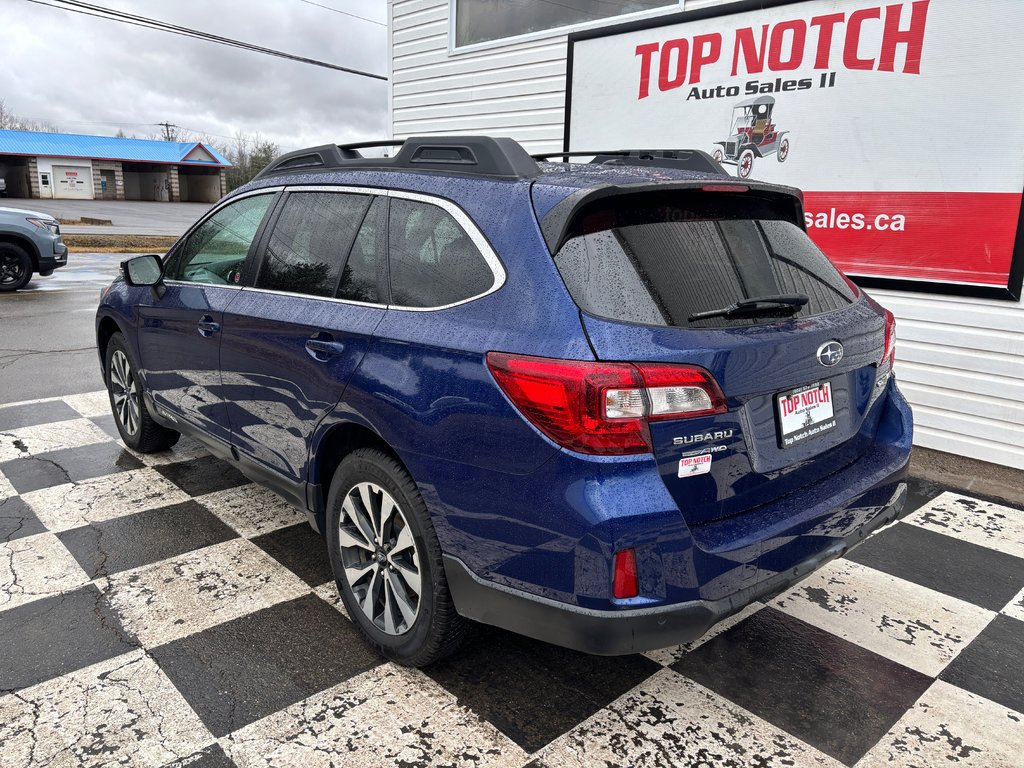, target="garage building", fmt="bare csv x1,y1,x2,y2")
0,129,230,203
388,0,1024,471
